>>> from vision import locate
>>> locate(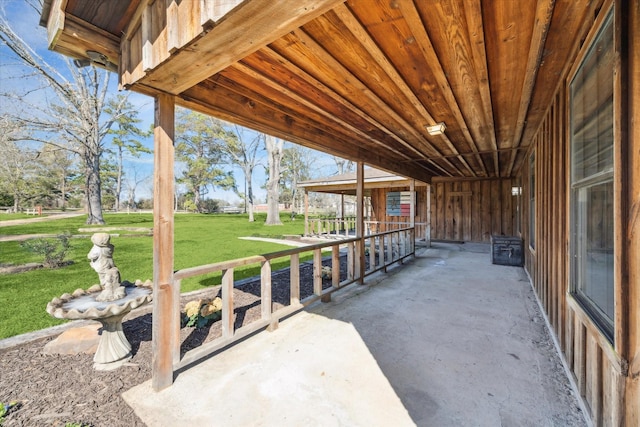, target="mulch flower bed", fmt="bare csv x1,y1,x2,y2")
0,254,357,426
